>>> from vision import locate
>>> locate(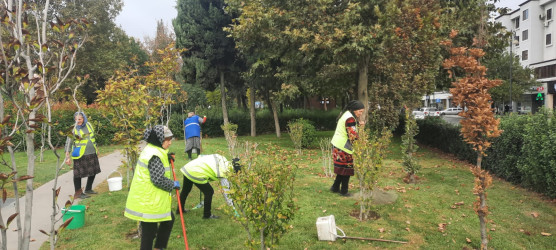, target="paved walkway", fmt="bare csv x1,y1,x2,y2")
0,150,125,250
